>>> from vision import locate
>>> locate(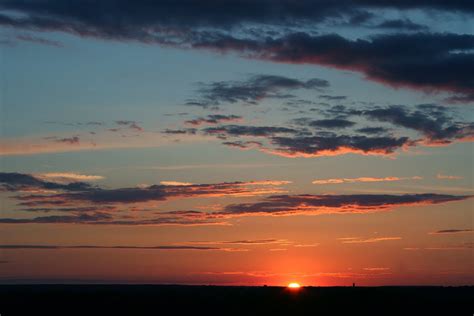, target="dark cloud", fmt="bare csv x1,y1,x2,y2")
0,244,228,251
1,2,472,101
0,0,472,37
270,134,411,157
20,182,283,205
220,194,471,216
55,136,80,144
161,128,197,135
0,172,92,192
430,229,473,234
307,119,356,129
191,103,472,157
319,105,364,118
1,173,288,211
0,212,112,224
20,206,116,213
188,75,329,108
375,19,428,31
356,127,391,135
115,120,143,132
1,188,469,225
193,32,474,102
185,114,242,126
86,121,104,126
213,239,282,245
319,95,347,101
363,104,474,144
222,141,263,149
0,210,223,226
203,125,299,138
